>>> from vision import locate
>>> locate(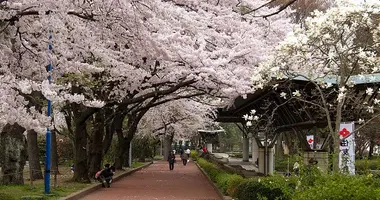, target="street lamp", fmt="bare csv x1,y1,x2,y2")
44,29,53,194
